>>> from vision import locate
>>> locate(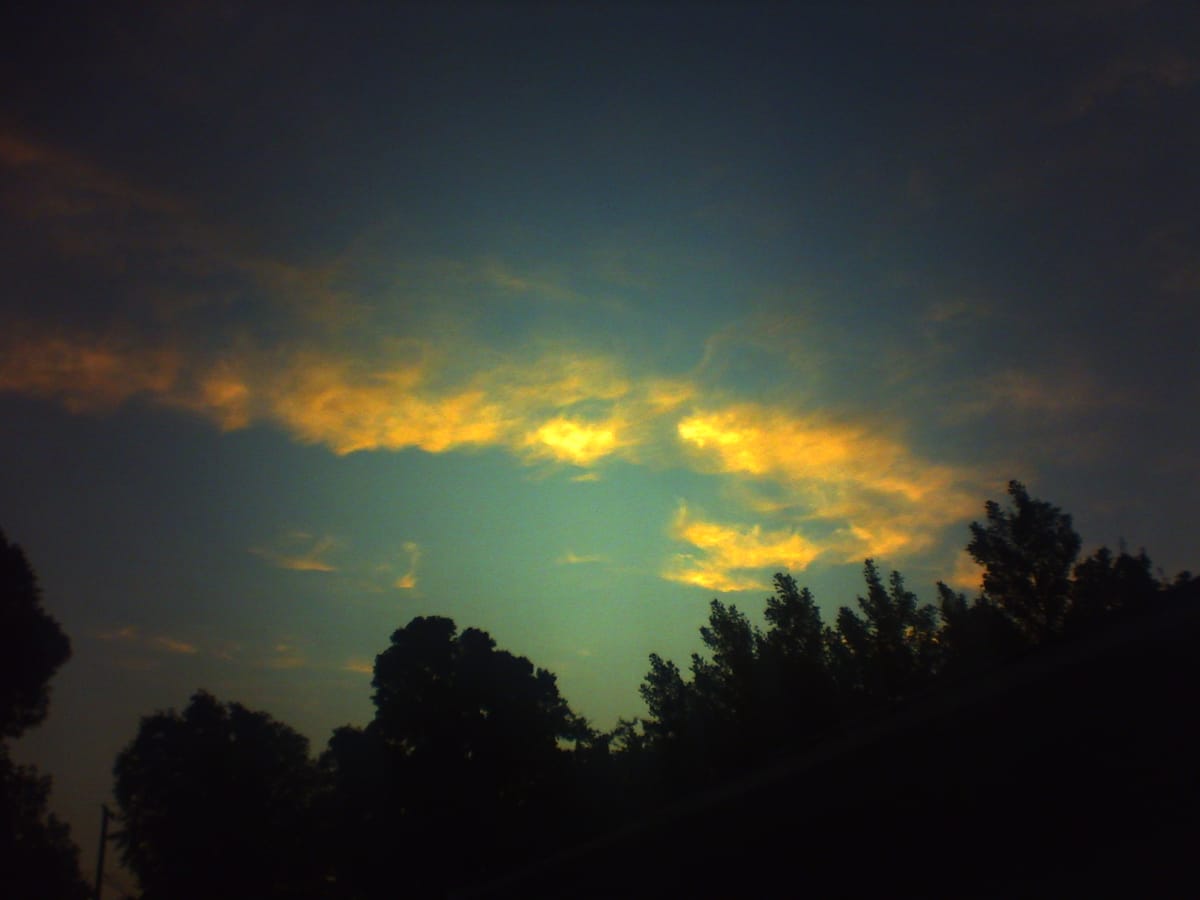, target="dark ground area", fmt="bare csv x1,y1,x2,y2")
462,596,1200,898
